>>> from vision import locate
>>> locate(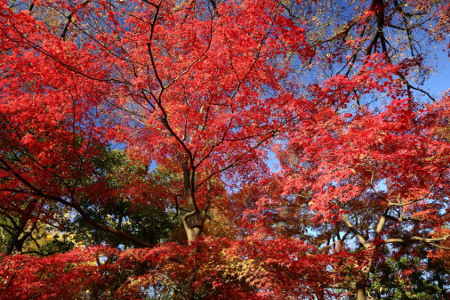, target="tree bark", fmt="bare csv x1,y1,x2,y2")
356,283,366,300
181,160,205,243
4,202,36,255
182,211,203,243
